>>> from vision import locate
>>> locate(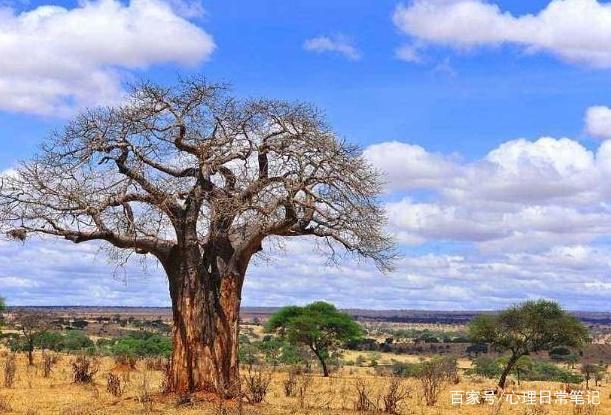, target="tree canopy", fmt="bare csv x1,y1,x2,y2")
266,301,363,376
0,78,395,271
